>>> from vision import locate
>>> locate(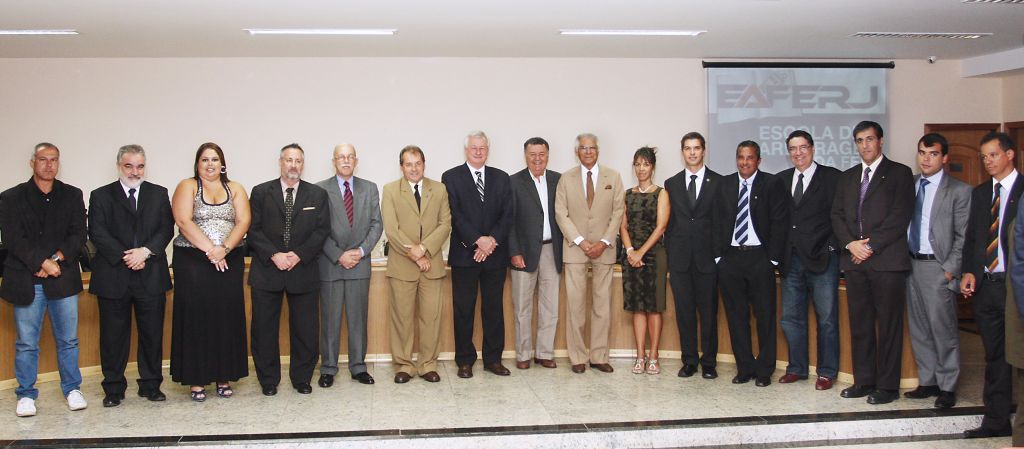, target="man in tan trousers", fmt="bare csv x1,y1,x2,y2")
381,145,452,384
554,133,625,374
